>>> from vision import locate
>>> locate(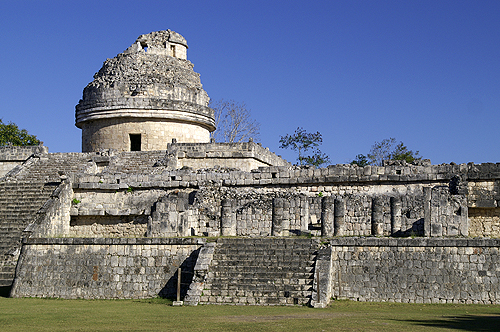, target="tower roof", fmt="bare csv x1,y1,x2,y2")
135,30,188,48
75,30,214,131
